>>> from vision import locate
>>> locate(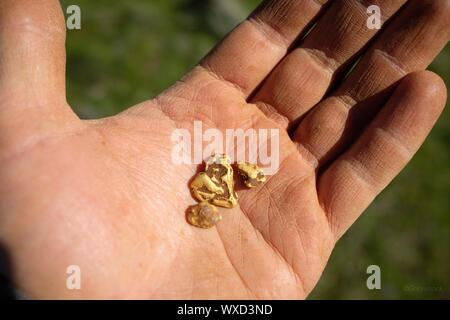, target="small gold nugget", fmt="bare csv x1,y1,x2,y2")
190,154,238,208
187,202,222,229
237,162,266,188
